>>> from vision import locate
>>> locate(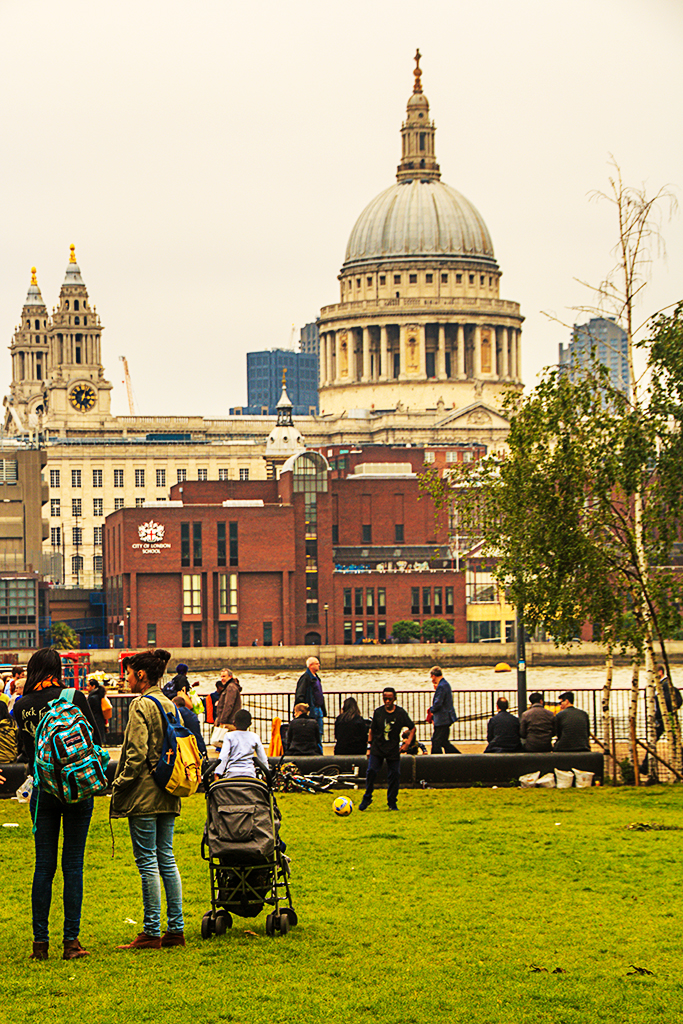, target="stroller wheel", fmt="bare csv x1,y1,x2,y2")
265,913,276,937
282,907,298,927
215,911,232,935
278,913,291,935
201,912,214,939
